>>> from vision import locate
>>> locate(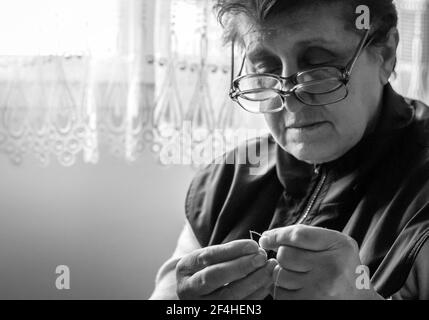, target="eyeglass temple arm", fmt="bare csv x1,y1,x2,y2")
230,39,235,86
230,38,247,88
345,28,372,76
